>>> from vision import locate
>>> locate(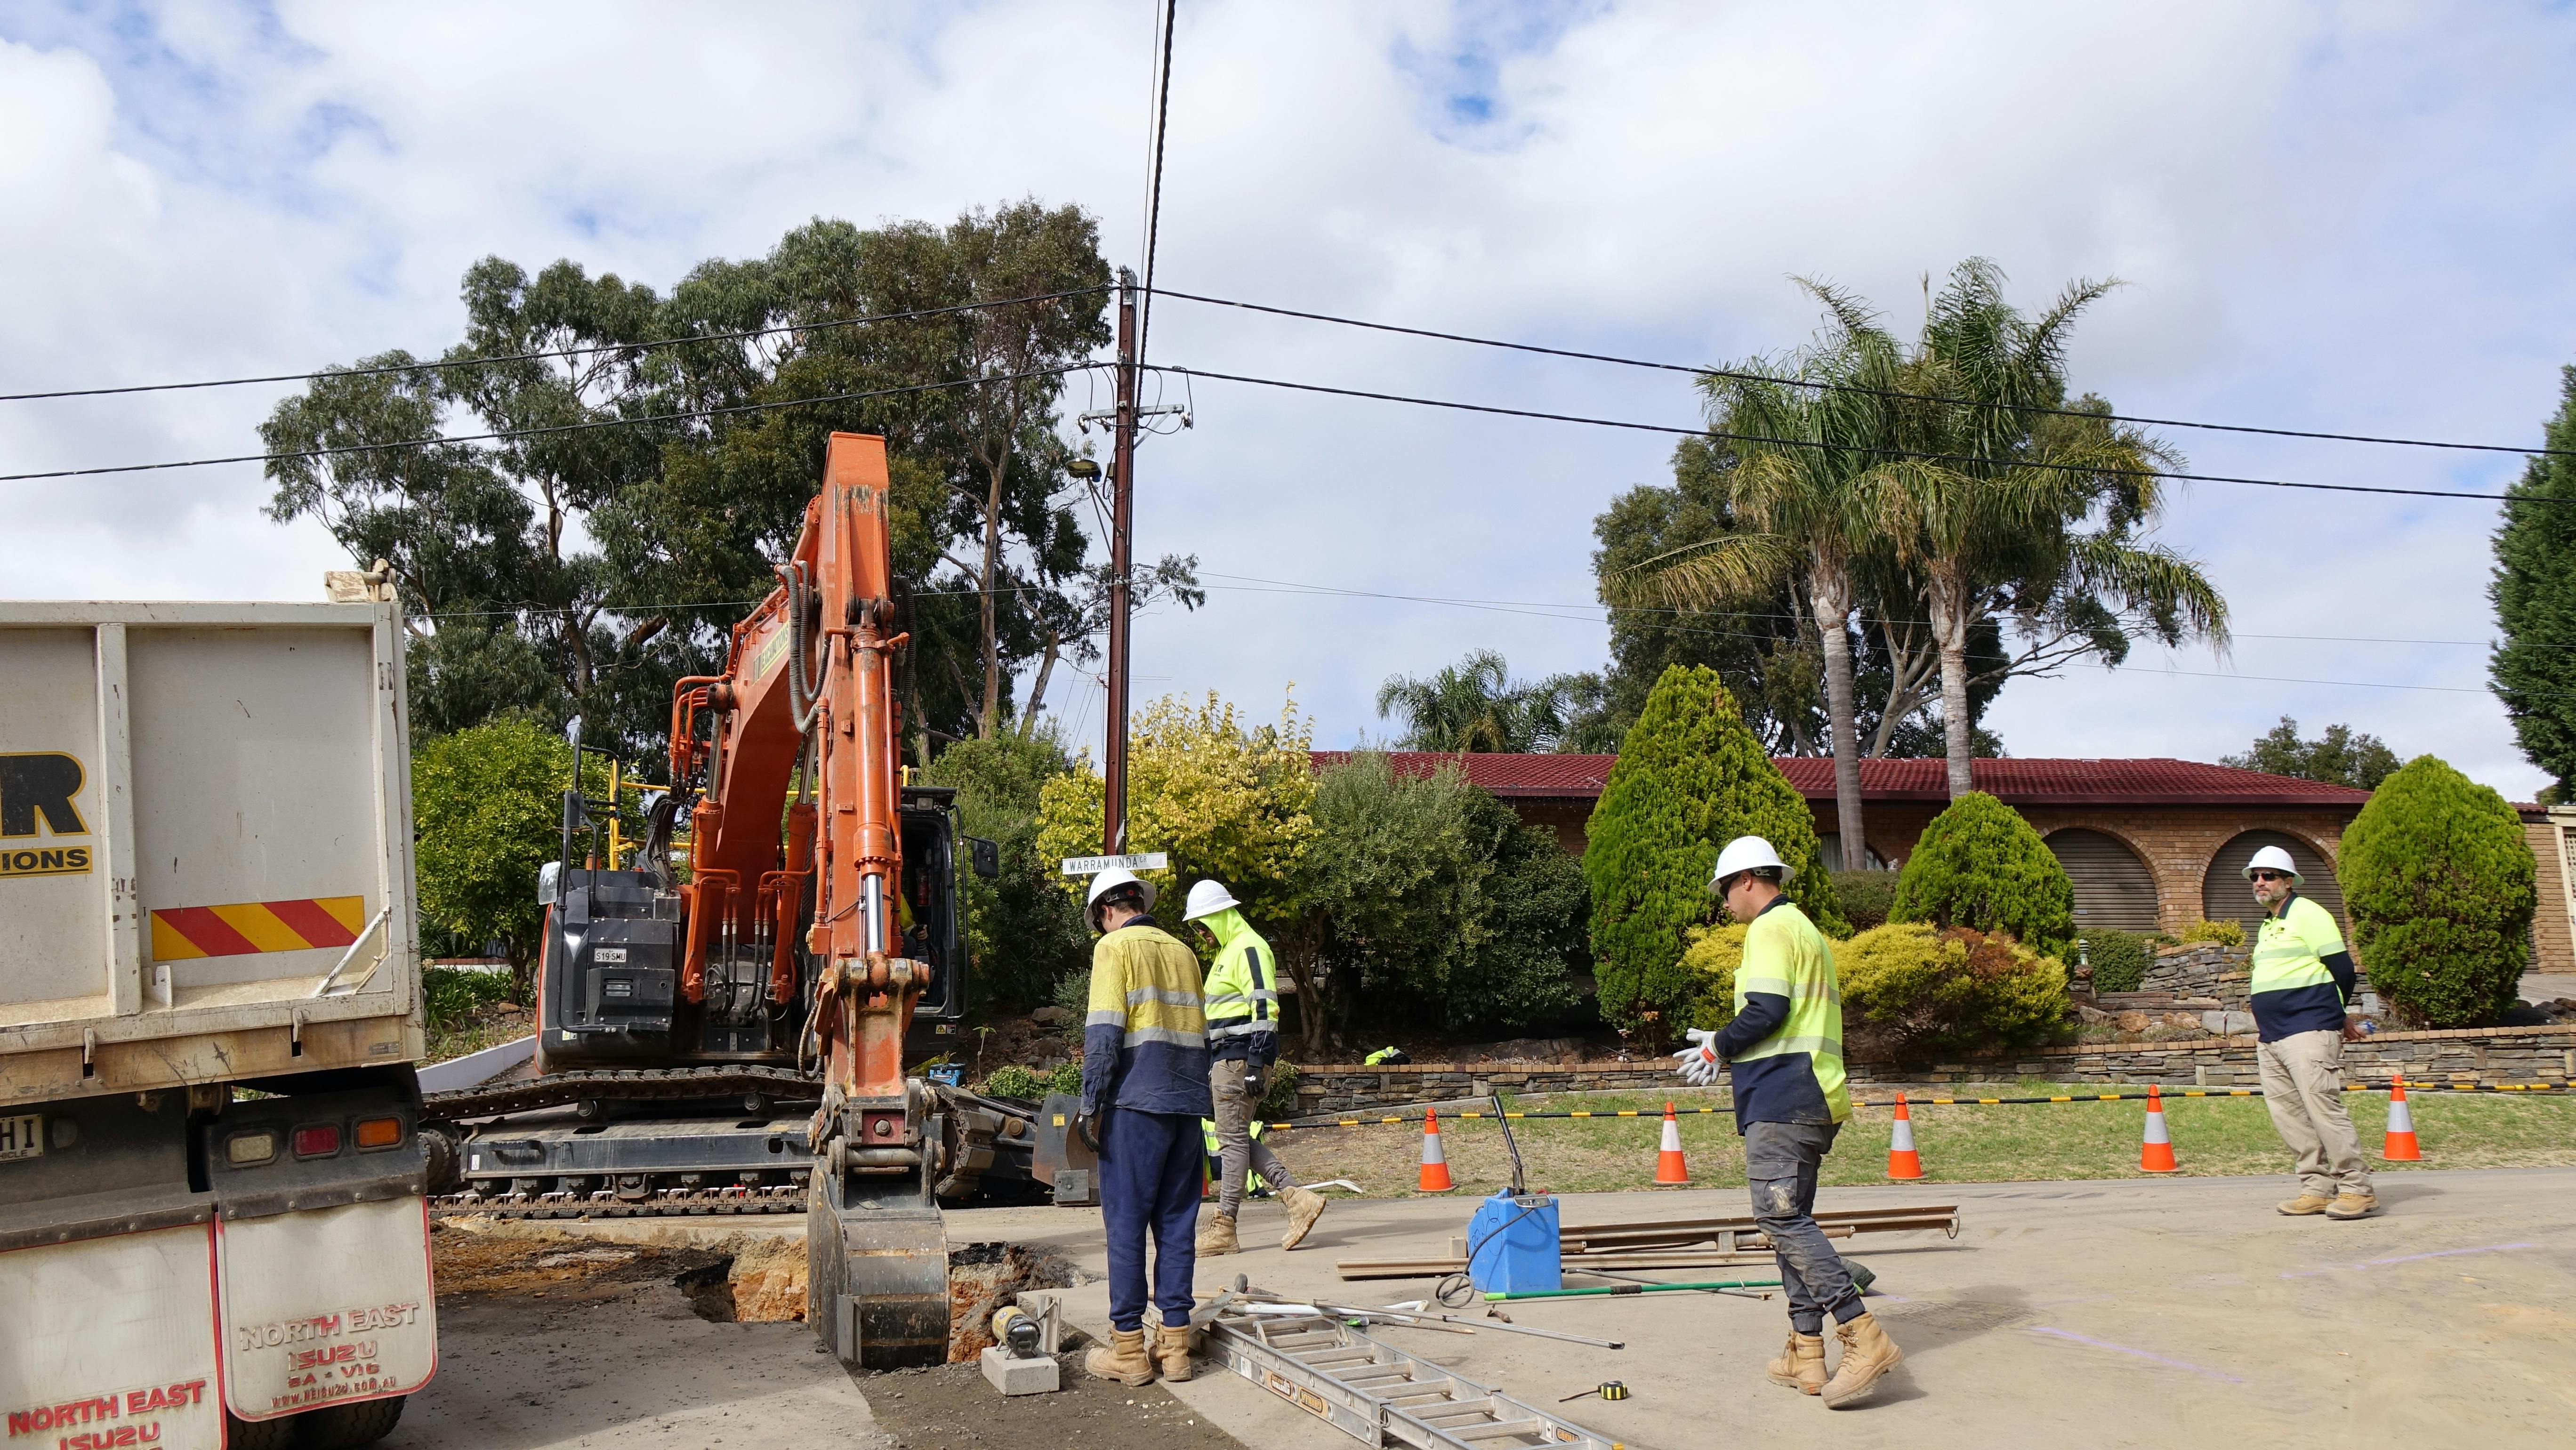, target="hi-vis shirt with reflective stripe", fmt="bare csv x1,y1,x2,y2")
1730,899,1852,1129
1081,917,1216,1117
1197,906,1280,1060
2249,893,2349,1041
